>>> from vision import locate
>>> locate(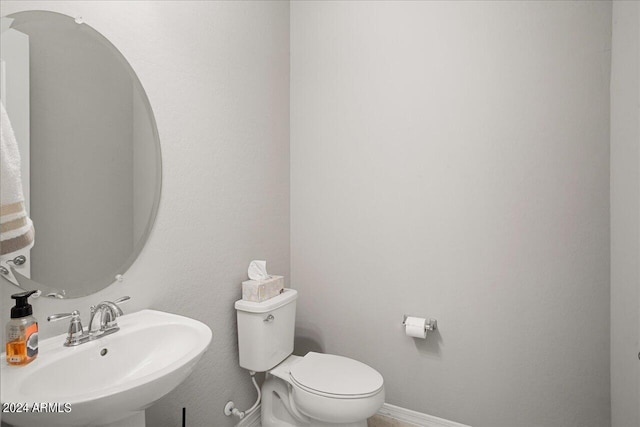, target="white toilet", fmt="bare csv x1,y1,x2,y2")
235,289,385,427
